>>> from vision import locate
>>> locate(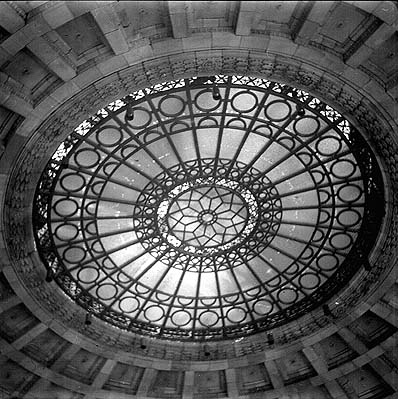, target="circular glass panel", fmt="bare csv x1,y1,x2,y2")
33,75,384,341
